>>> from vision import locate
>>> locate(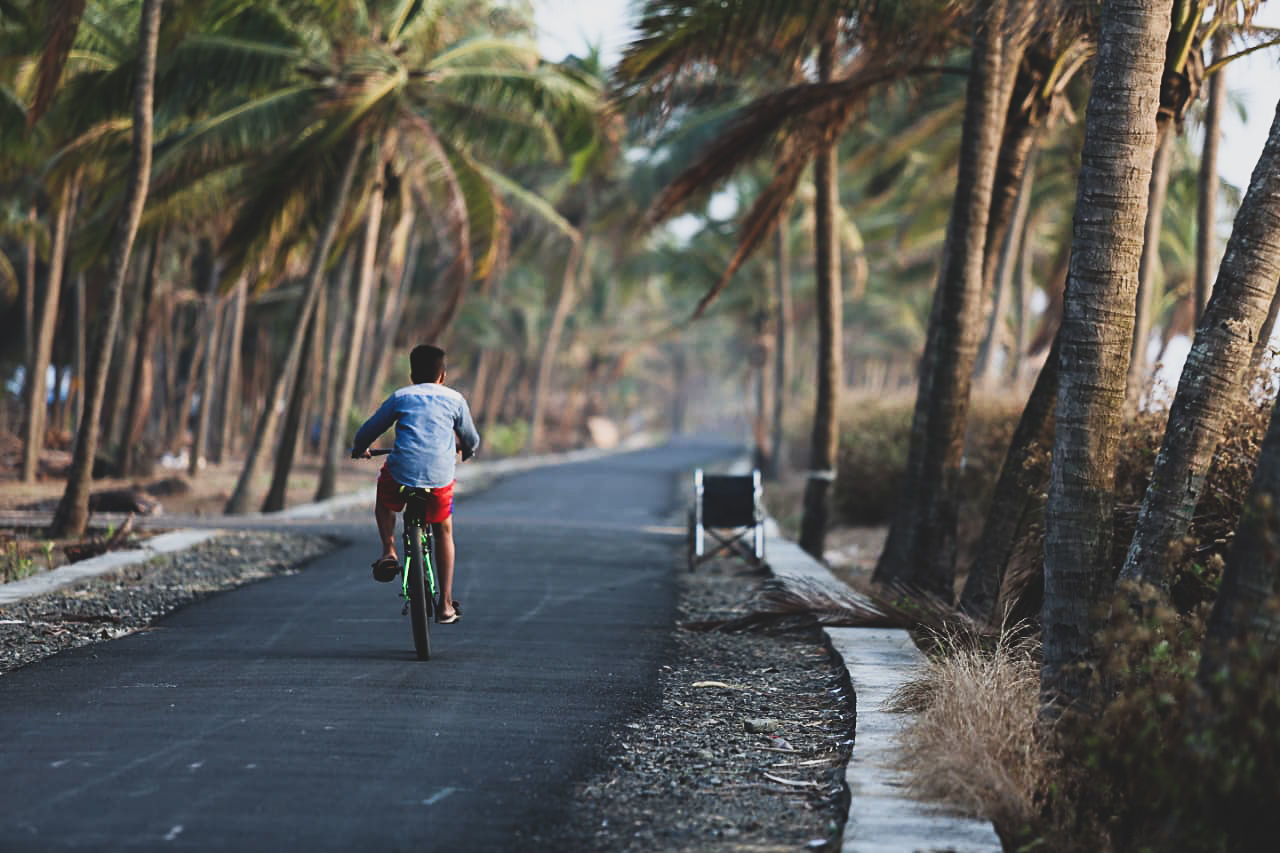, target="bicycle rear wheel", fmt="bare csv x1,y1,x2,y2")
405,528,431,661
